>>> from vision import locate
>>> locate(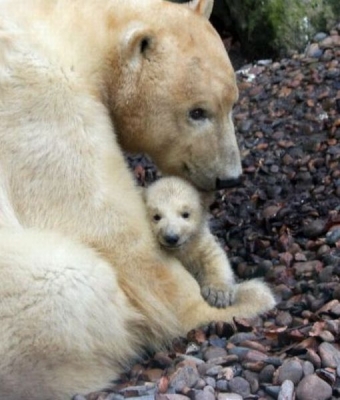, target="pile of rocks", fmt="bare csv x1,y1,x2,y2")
78,24,340,400
305,24,340,63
